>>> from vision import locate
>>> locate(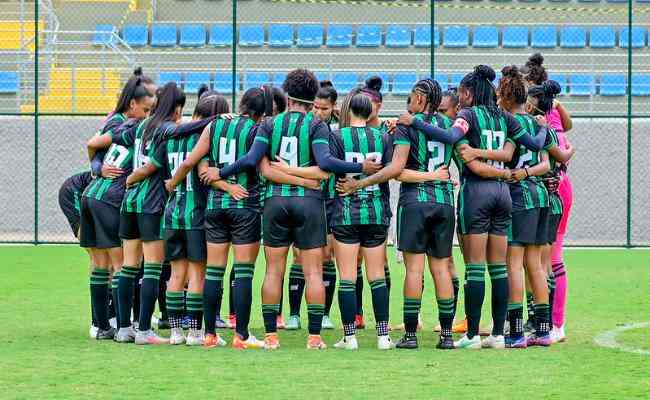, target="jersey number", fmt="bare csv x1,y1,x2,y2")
218,138,237,166
168,152,193,191
515,147,534,169
480,130,506,169
133,138,151,169
427,141,445,172
105,144,130,168
345,151,381,193
279,137,298,167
